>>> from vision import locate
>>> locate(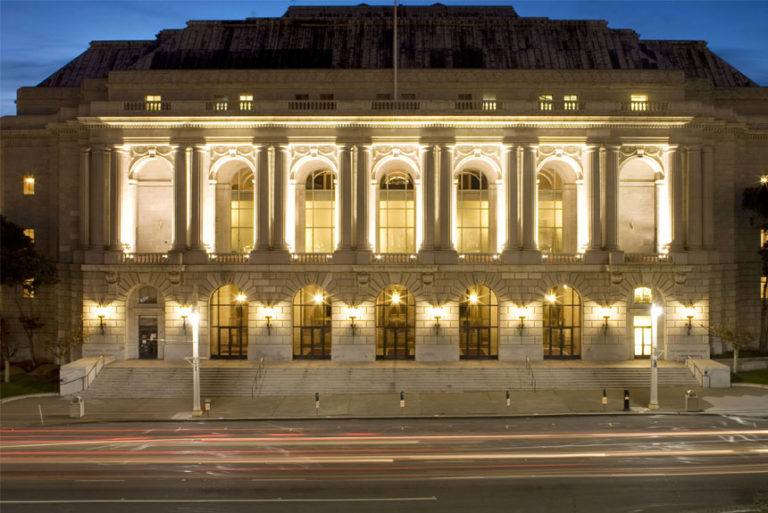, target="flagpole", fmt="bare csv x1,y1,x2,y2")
393,0,398,100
